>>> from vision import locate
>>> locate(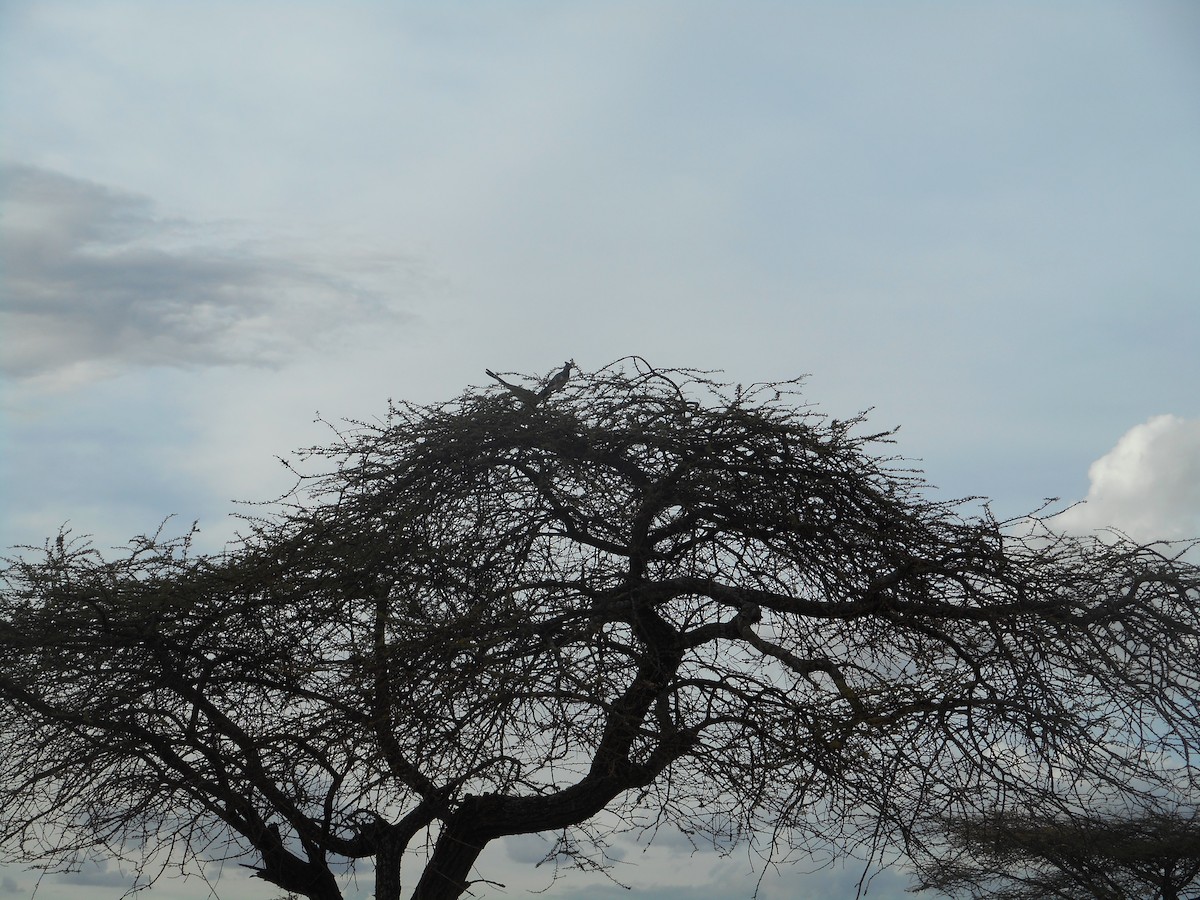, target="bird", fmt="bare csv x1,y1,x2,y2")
485,369,543,407
537,359,574,401
486,360,575,408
